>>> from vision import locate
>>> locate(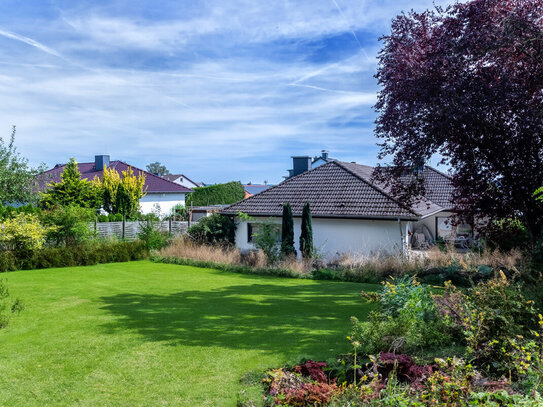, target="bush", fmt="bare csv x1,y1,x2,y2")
0,240,147,272
187,214,235,245
138,220,169,251
482,218,530,253
252,219,281,263
40,205,94,246
0,213,50,259
437,274,541,380
351,276,453,355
